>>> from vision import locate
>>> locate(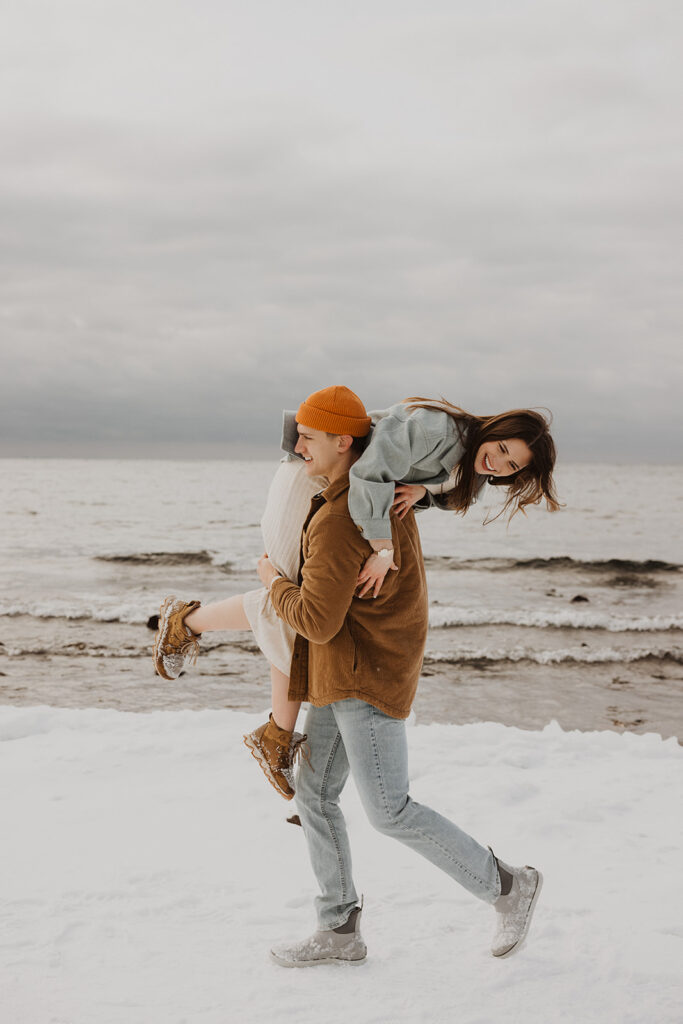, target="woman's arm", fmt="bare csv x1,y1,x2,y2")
348,411,432,540
356,484,430,595
355,543,399,598
350,412,435,596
